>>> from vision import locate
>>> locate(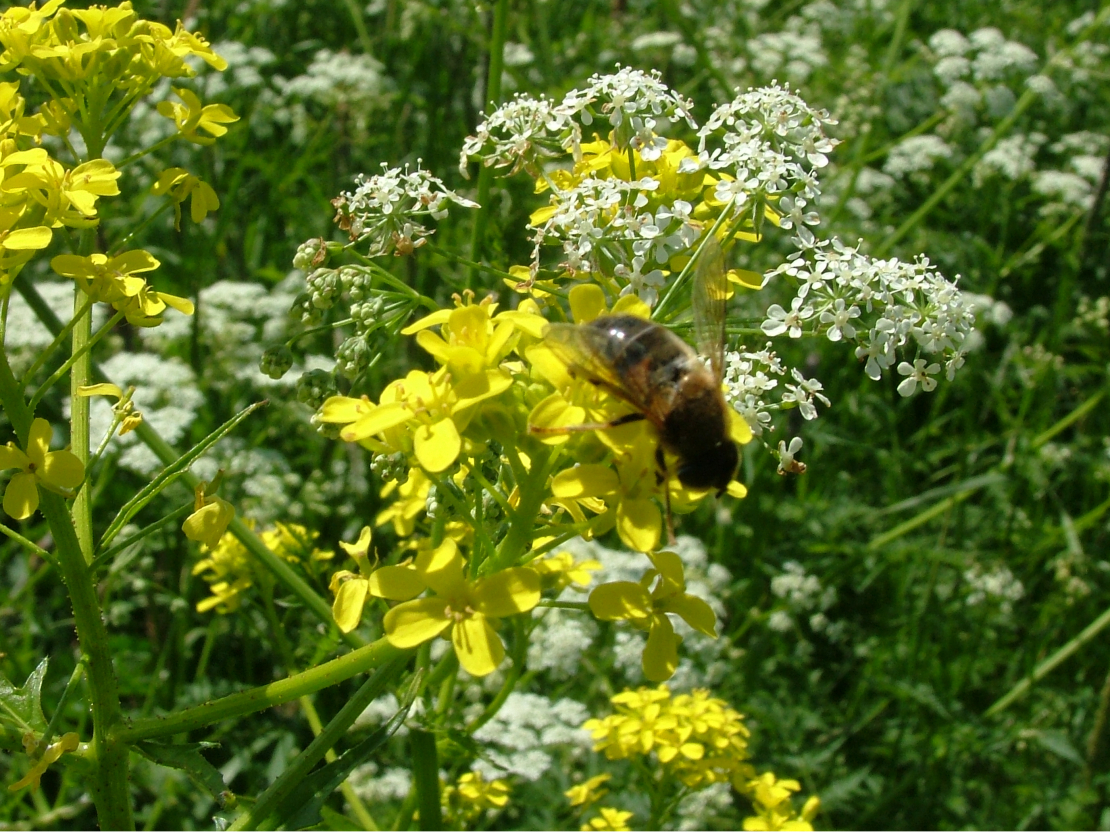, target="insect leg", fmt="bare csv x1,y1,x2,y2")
528,412,646,436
